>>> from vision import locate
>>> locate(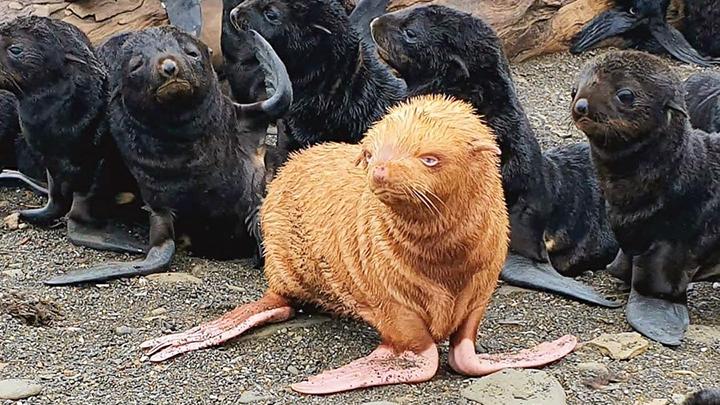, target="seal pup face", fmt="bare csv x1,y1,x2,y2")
0,16,100,96
571,50,686,147
356,94,501,211
228,0,347,69
119,27,214,109
370,6,501,90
